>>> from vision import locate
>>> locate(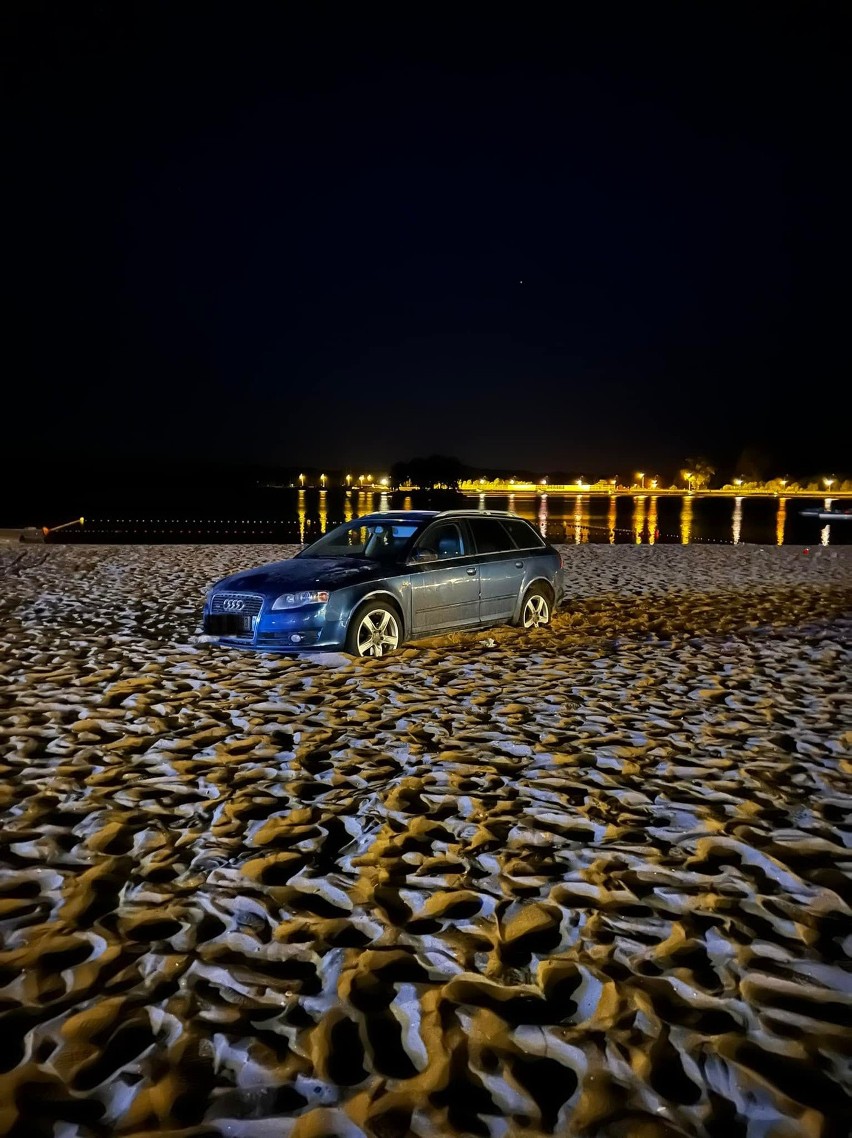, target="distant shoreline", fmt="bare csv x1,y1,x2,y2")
4,489,851,546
